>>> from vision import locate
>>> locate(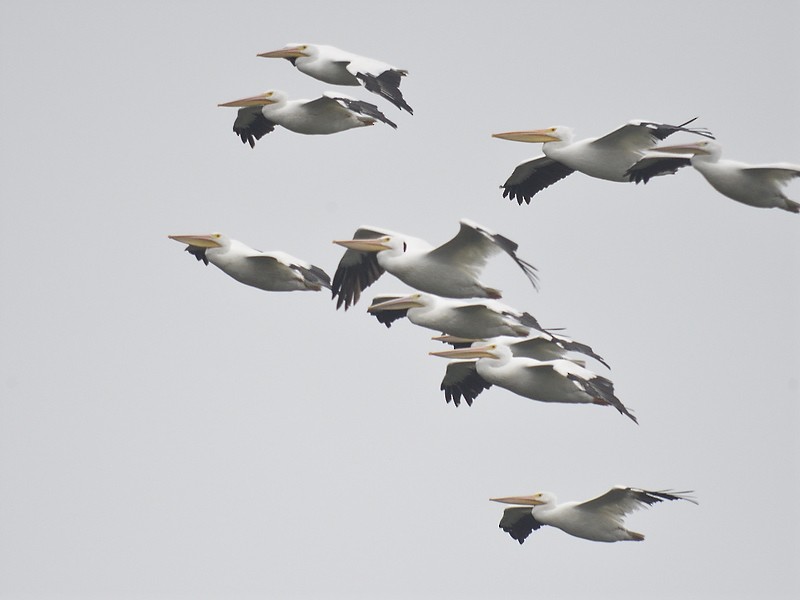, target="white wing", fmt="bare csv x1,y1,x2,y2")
428,220,539,289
